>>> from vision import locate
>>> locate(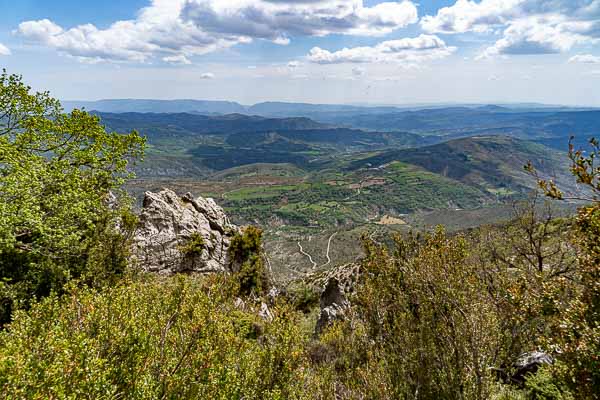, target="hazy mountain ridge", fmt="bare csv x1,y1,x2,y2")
64,98,599,117
64,99,247,114
96,112,328,136
73,101,600,152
